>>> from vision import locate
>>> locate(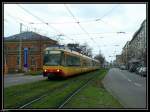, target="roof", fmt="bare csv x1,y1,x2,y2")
4,31,57,42
45,47,99,63
123,41,130,49
129,19,146,45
